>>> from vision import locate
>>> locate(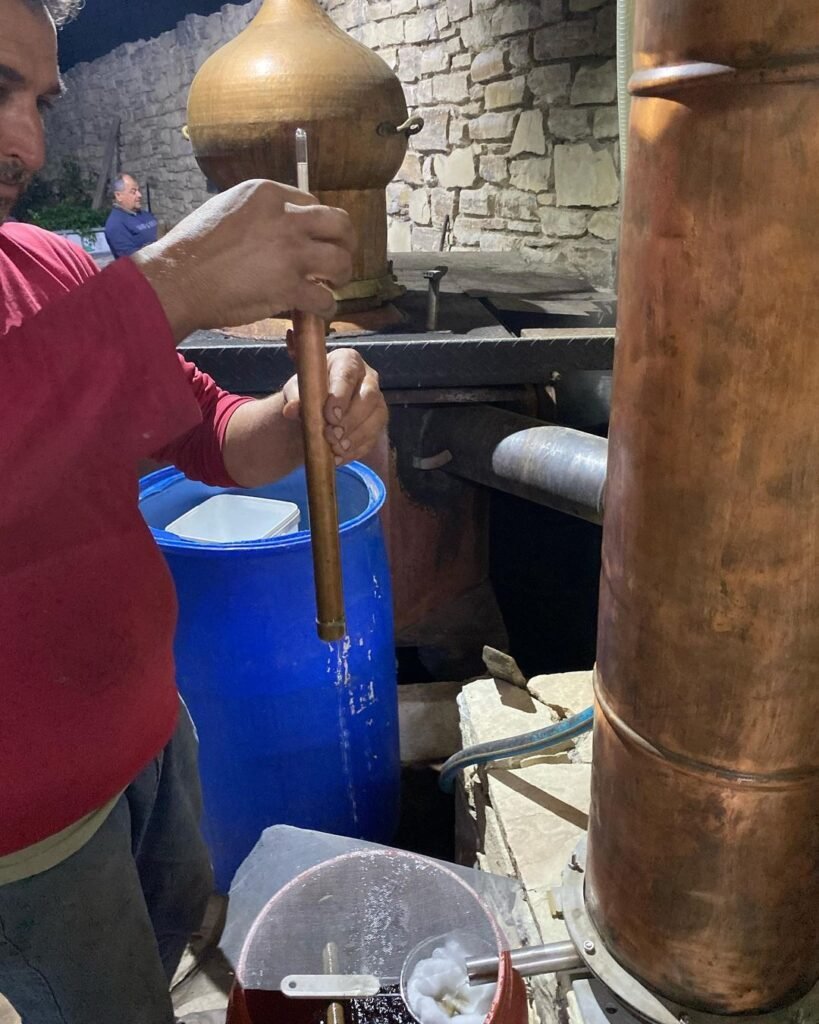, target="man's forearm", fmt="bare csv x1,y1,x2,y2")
221,392,305,488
